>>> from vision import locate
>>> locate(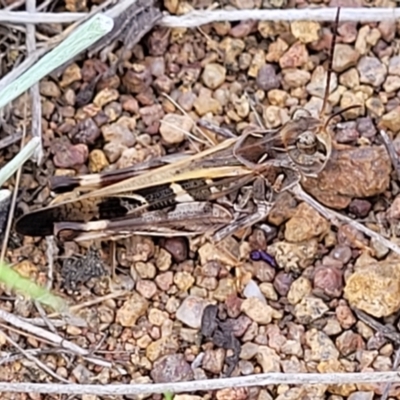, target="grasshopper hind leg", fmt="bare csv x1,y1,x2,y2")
211,177,274,292
212,177,273,243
